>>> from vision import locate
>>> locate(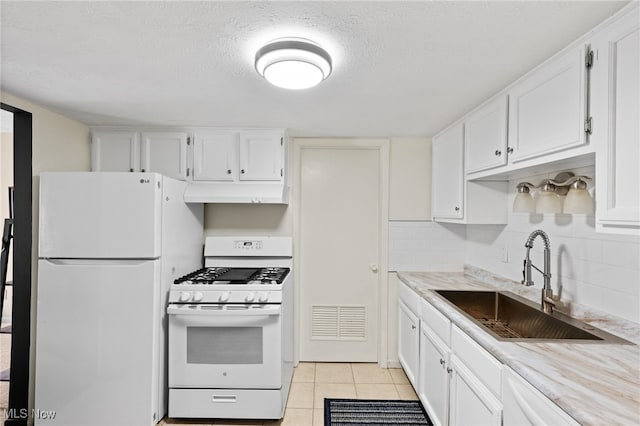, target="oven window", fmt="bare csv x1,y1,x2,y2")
186,327,263,364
